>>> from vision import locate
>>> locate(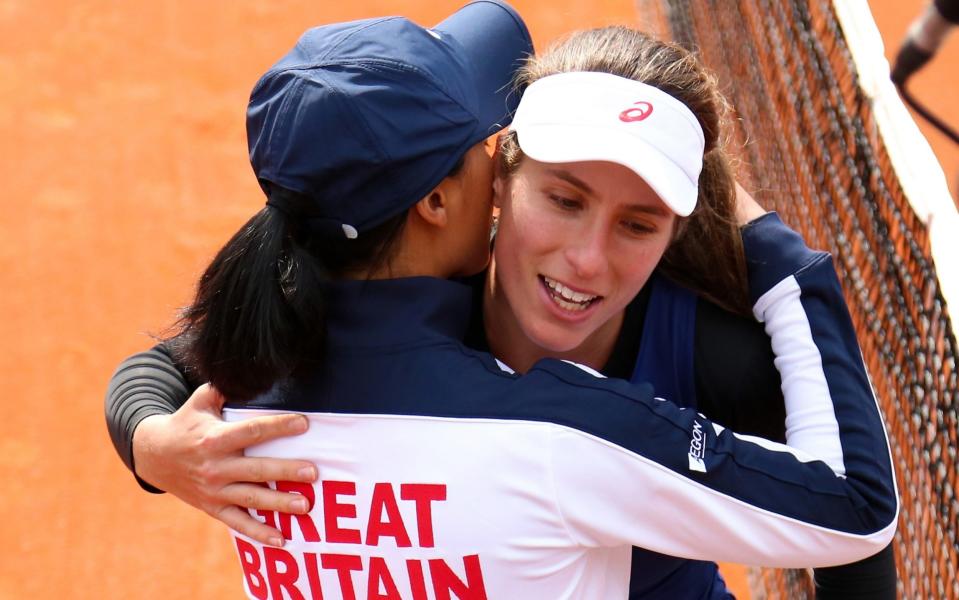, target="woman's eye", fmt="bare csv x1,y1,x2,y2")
623,220,656,235
549,194,581,210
